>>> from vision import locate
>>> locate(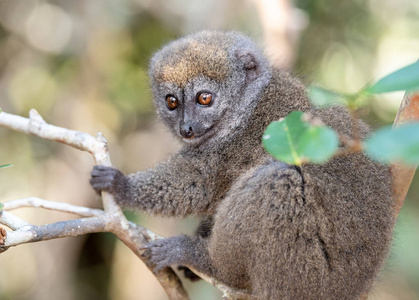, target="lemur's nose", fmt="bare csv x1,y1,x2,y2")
180,125,194,139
